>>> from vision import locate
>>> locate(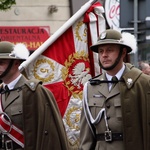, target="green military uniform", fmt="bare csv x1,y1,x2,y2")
0,41,71,150
1,75,70,150
79,29,150,150
79,63,150,150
